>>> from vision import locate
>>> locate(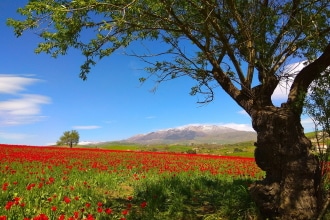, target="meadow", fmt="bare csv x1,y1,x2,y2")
94,141,256,158
0,144,267,220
